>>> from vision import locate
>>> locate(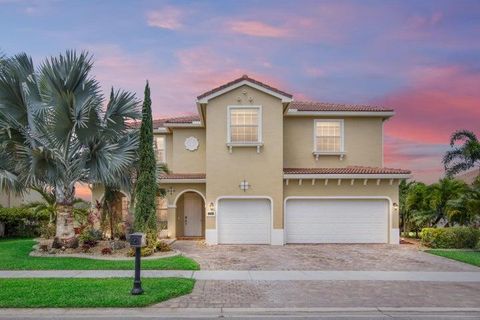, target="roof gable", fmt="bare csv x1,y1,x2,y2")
196,75,293,103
